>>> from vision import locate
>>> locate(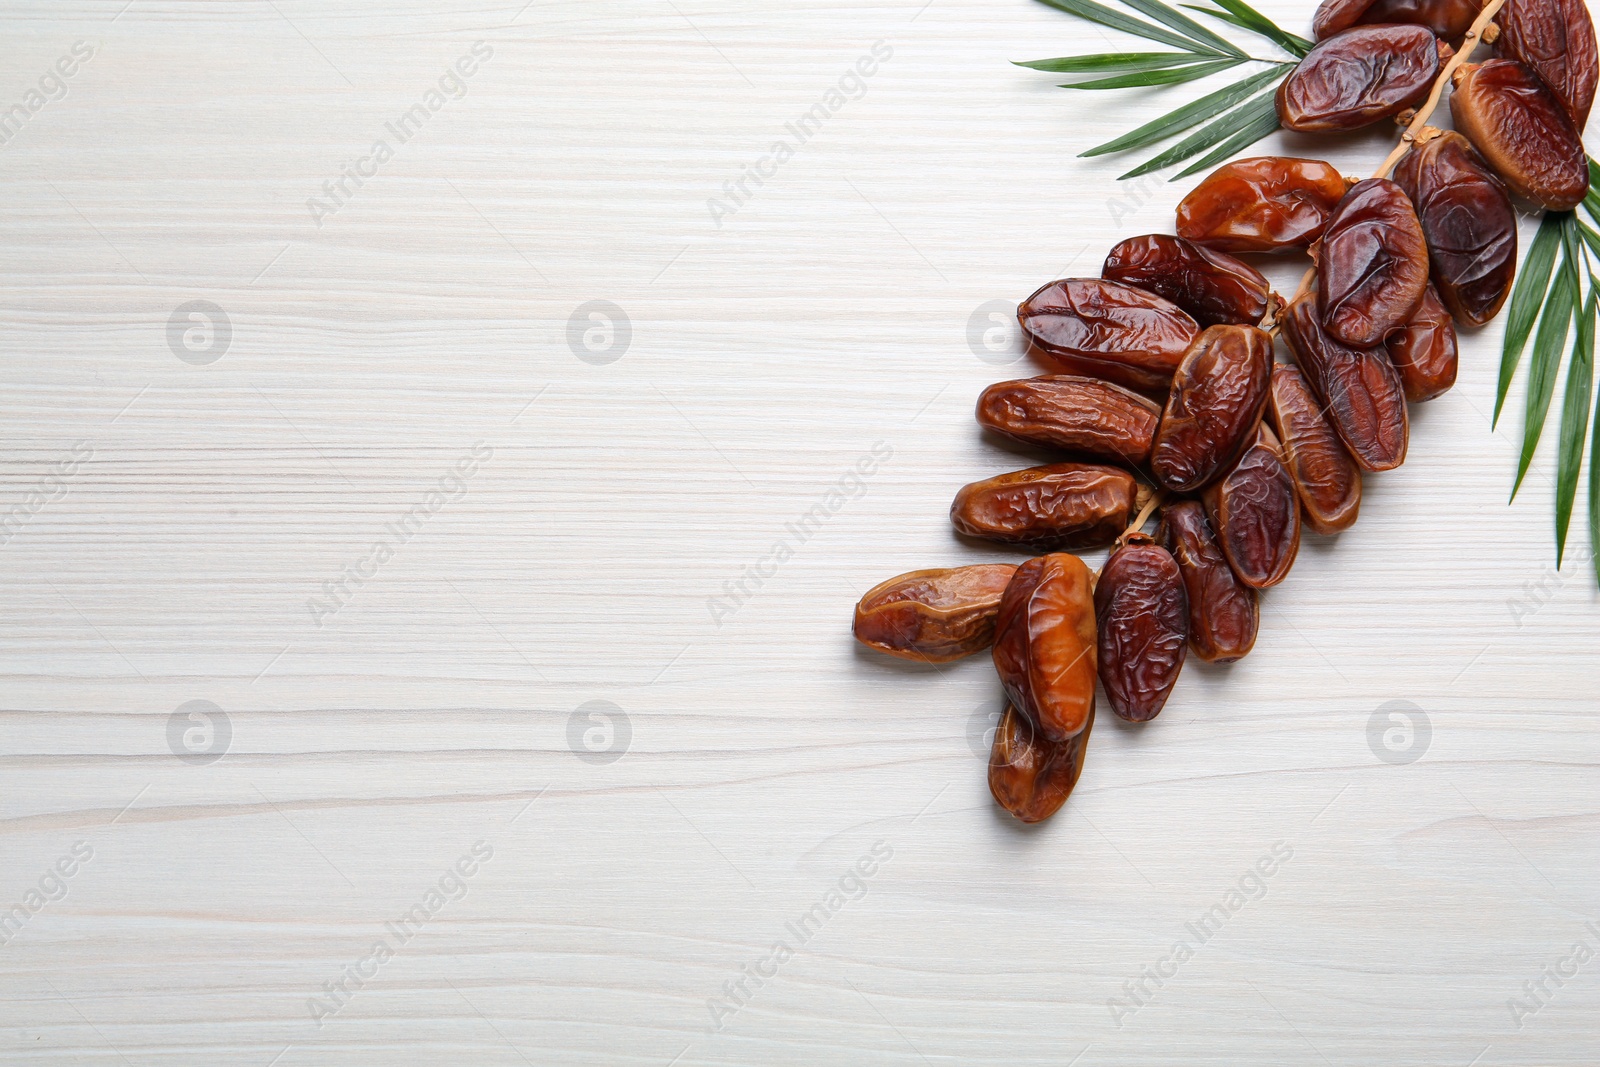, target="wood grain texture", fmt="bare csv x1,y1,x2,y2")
1,1,1598,1063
